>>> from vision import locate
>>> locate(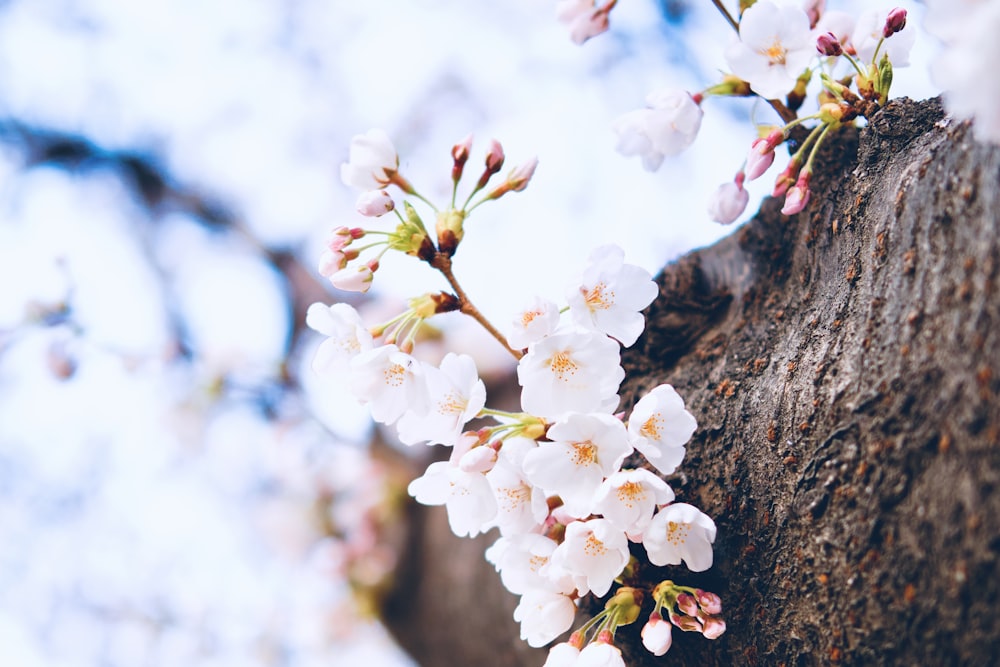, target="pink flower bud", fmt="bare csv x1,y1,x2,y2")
485,139,505,174
816,31,843,57
746,138,777,181
695,589,723,615
508,157,539,192
676,592,699,617
669,612,704,633
708,178,749,225
772,158,802,198
328,225,358,245
452,133,473,182
883,8,906,38
641,614,673,656
781,172,812,215
318,248,347,277
355,189,395,217
701,615,727,640
475,139,506,190
484,158,540,200
329,260,376,293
